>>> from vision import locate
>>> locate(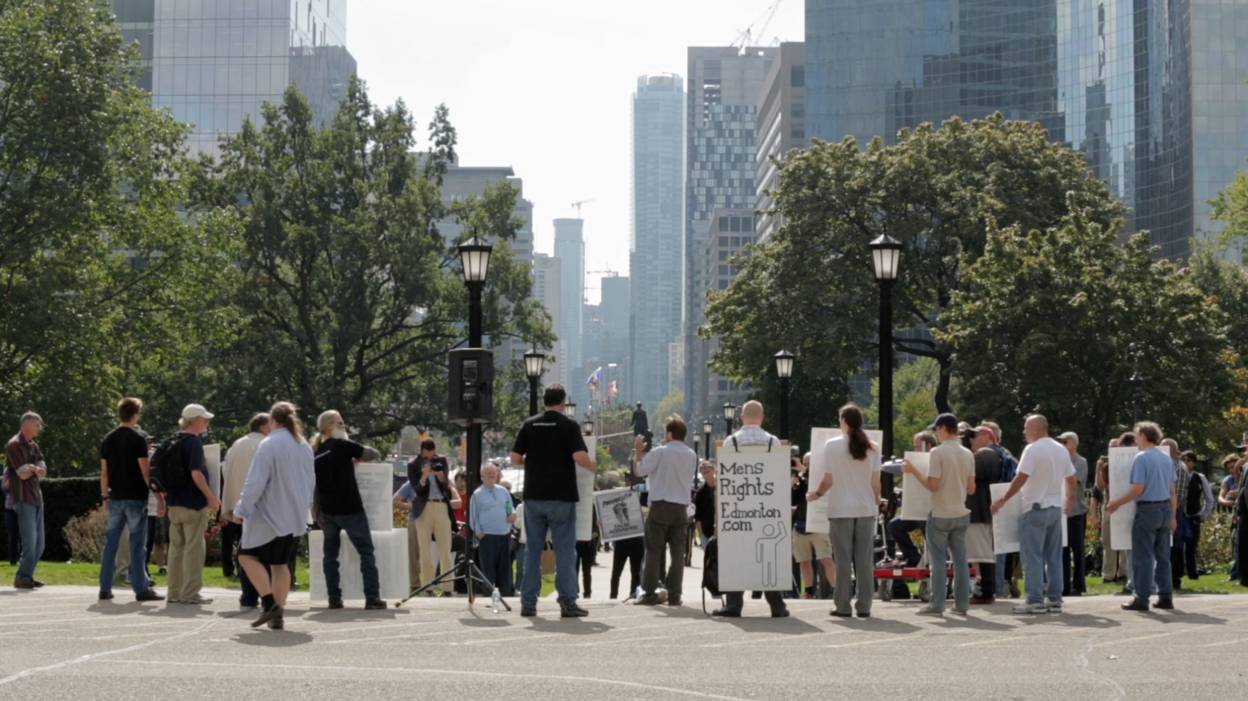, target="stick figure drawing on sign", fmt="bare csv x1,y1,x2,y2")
755,522,787,588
